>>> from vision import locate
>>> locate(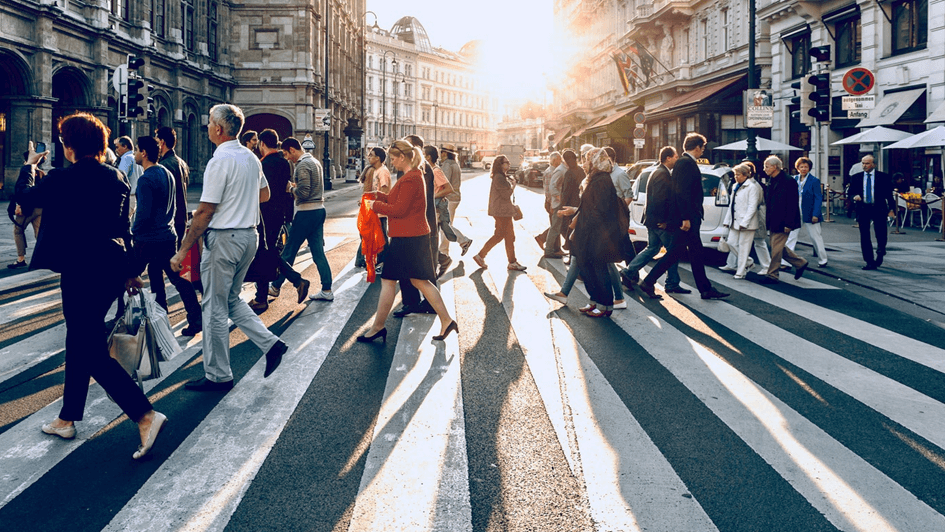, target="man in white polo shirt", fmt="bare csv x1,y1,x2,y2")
171,104,288,391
